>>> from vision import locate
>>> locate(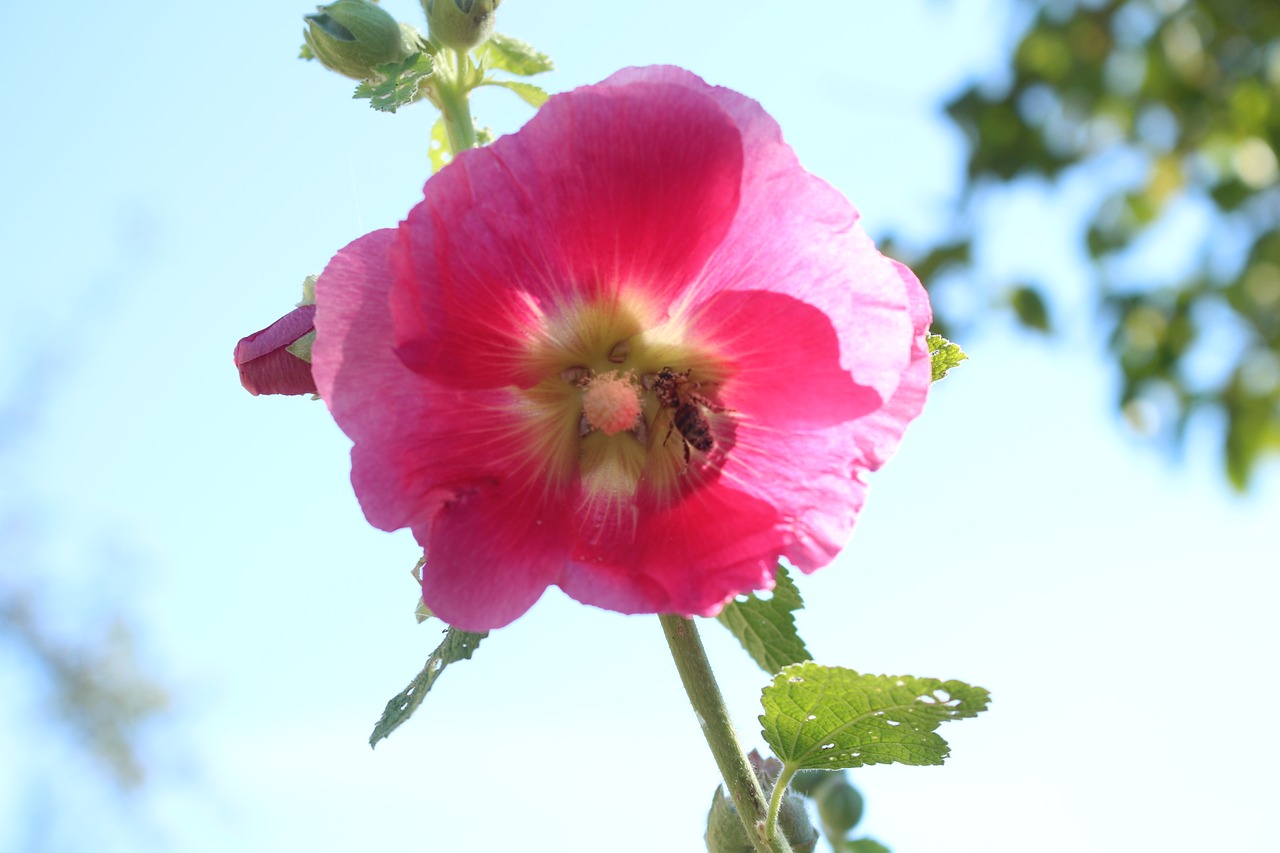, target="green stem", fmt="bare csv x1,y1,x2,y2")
659,614,794,853
437,50,476,154
764,764,798,842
